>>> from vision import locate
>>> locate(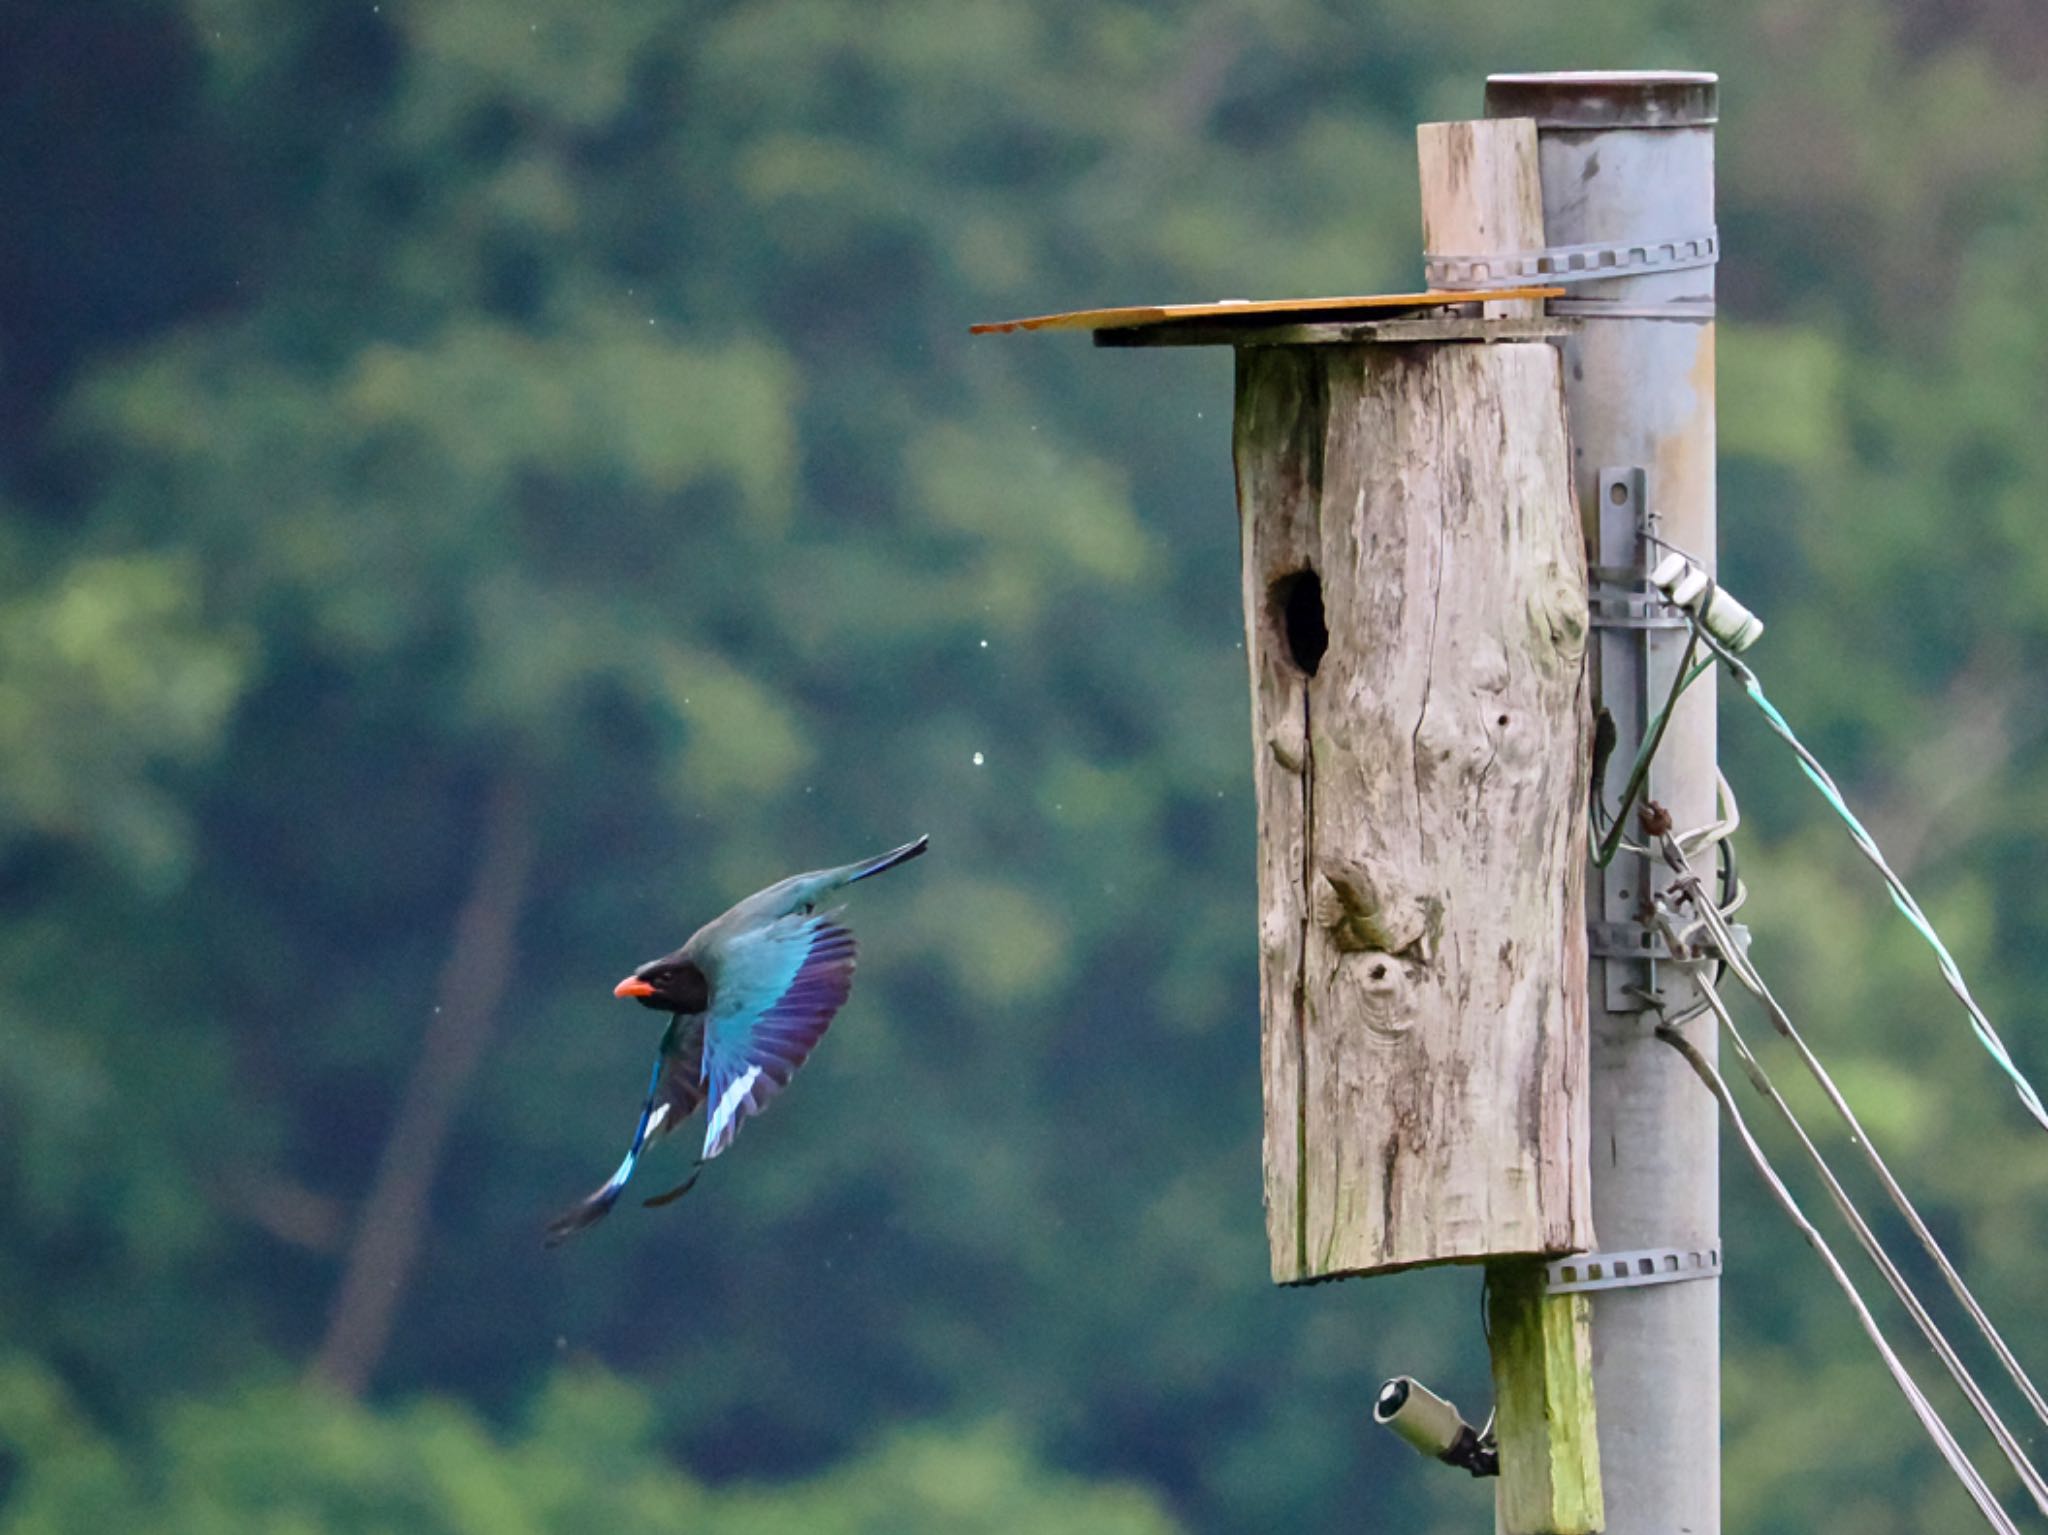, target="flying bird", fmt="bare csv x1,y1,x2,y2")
544,835,927,1245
